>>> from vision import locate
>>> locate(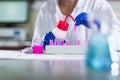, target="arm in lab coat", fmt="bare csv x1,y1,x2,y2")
31,2,47,47
94,0,120,51
105,0,120,51
21,2,50,53
32,0,59,50
21,3,47,53
31,1,56,47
